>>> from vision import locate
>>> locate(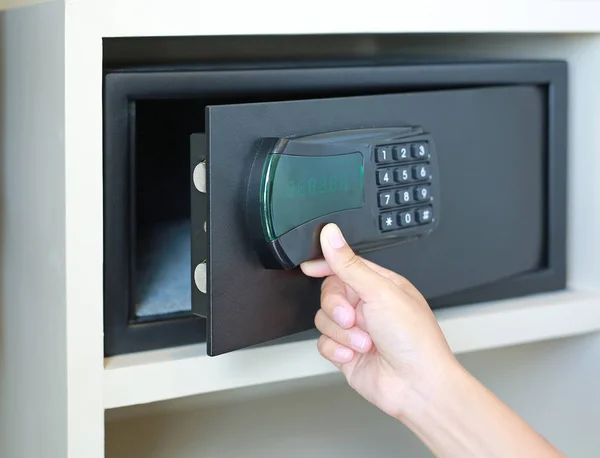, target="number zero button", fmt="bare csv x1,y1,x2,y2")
377,169,392,185
378,191,394,208
398,210,415,227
